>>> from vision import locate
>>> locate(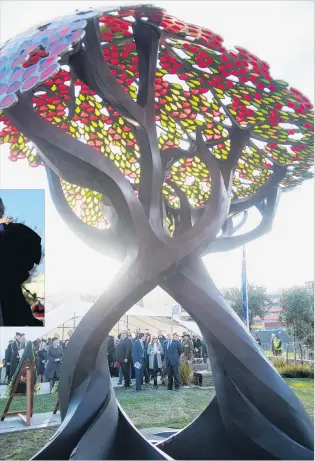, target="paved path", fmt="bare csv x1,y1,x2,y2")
0,410,177,442
0,412,60,434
